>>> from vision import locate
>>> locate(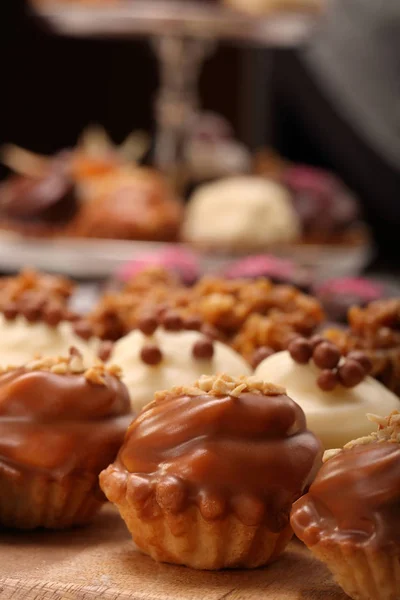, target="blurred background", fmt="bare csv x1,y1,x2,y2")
1,0,400,282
